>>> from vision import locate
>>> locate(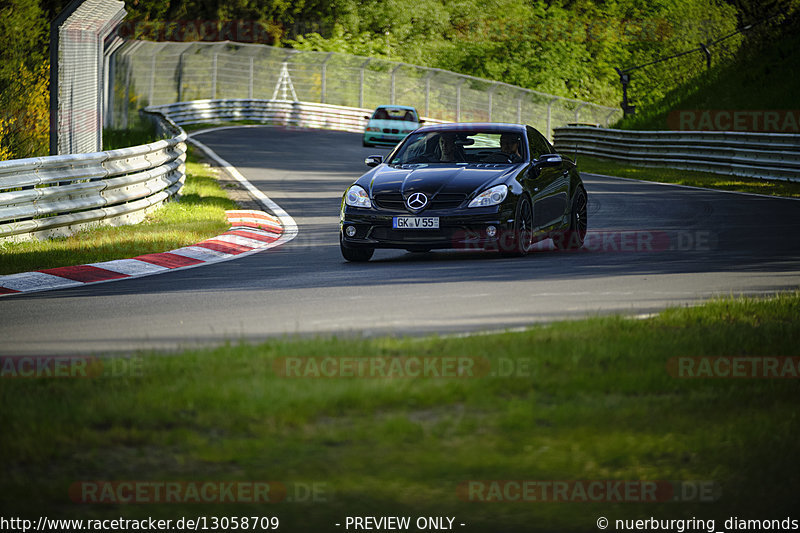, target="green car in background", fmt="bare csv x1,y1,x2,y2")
362,105,422,147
